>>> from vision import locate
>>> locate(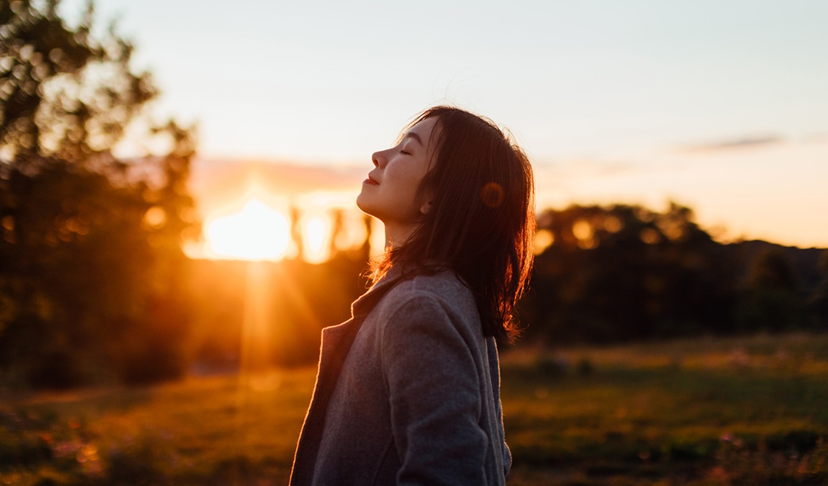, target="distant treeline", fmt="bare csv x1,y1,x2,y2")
524,203,828,344
5,192,828,390
183,205,828,380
